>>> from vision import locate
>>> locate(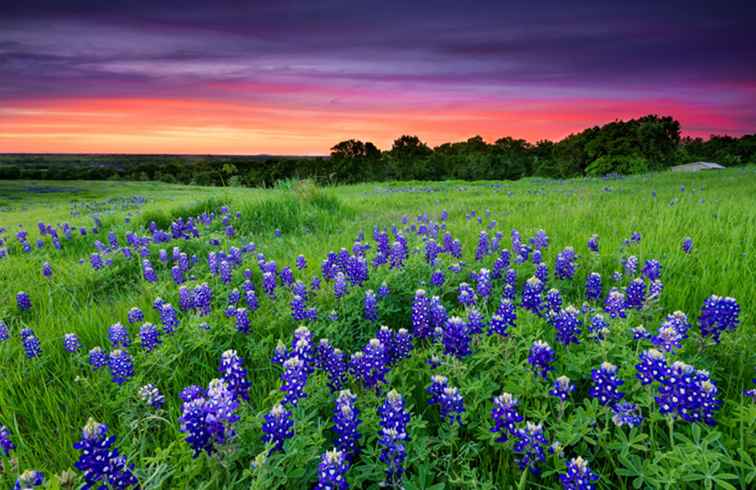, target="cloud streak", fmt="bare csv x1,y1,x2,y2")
1,0,754,153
